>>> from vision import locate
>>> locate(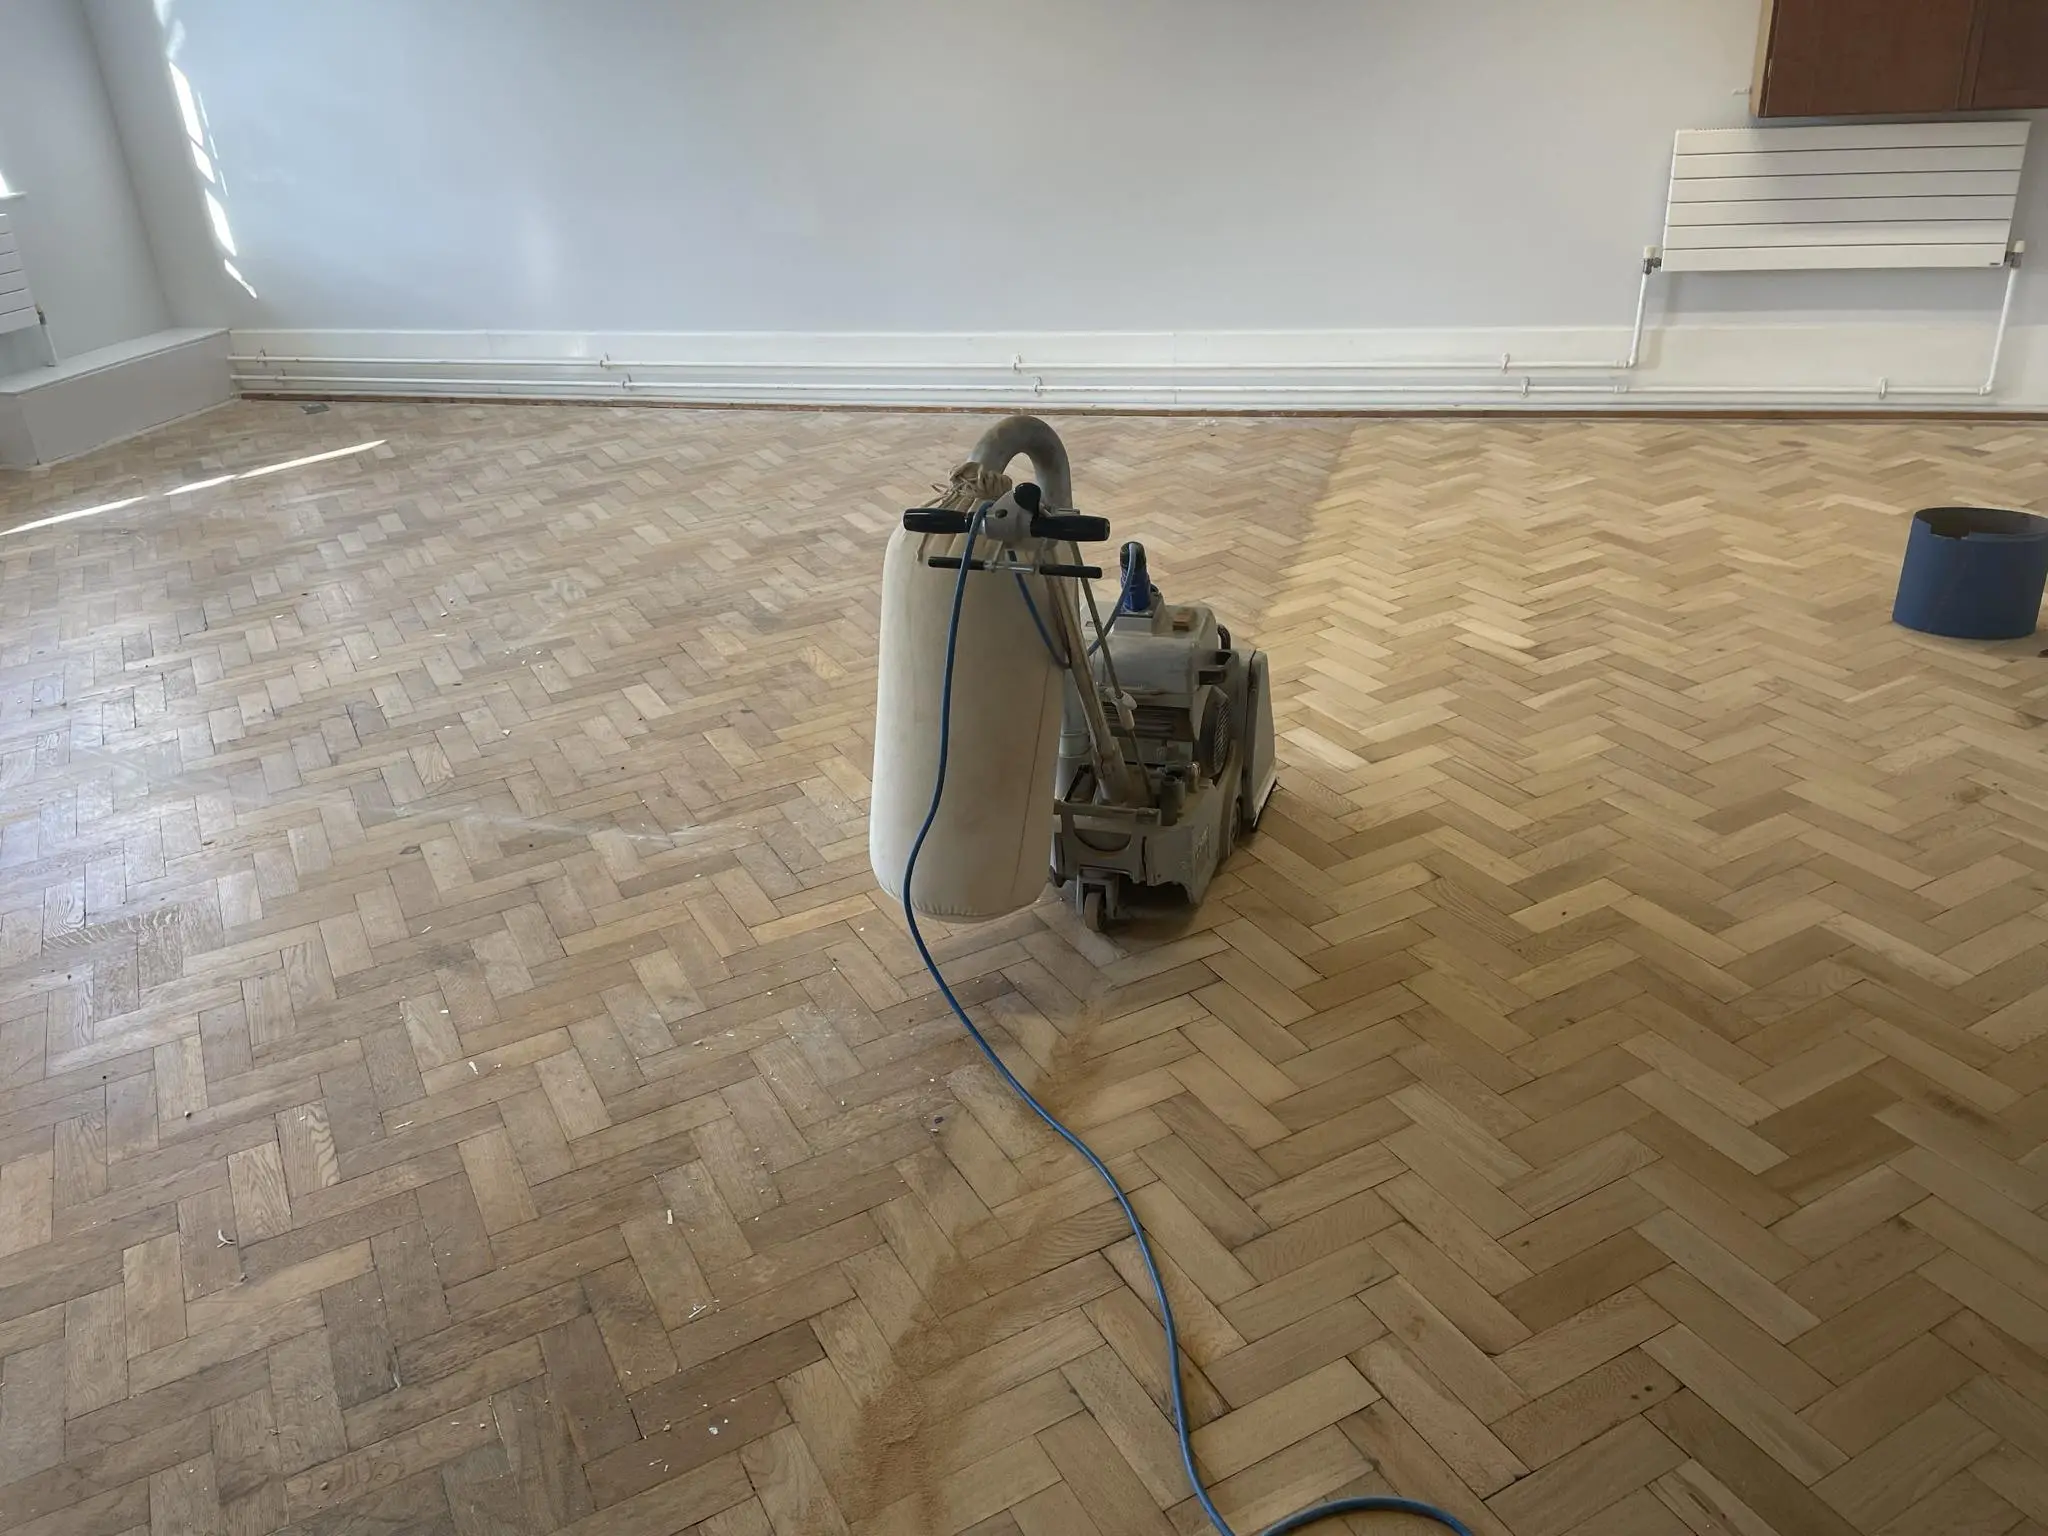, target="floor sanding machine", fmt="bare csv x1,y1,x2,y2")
863,418,1471,1534
871,414,1276,932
